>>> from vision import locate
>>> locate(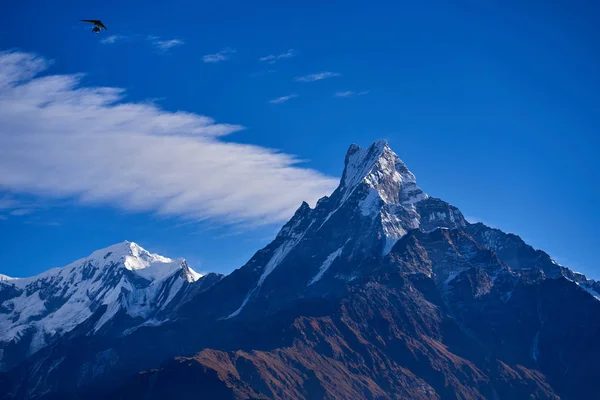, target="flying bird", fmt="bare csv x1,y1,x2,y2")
81,20,107,34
